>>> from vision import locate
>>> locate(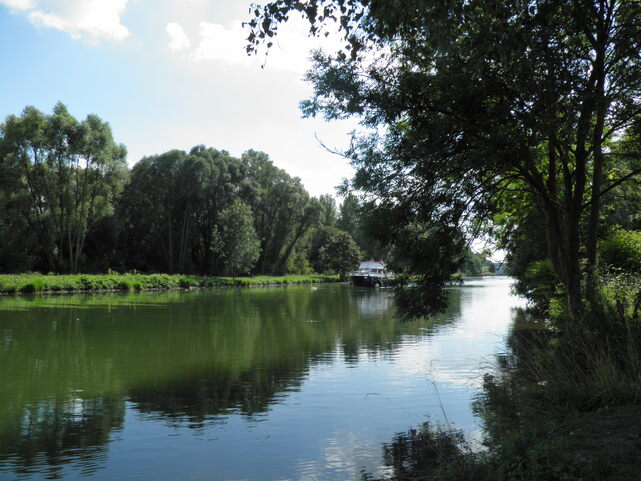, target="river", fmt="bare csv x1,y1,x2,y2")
0,276,524,481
